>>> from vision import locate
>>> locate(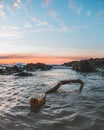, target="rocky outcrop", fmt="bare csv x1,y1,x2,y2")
24,63,52,71
6,65,24,74
15,72,33,76
0,63,52,75
0,69,5,75
63,58,104,73
72,60,94,72
0,65,24,75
